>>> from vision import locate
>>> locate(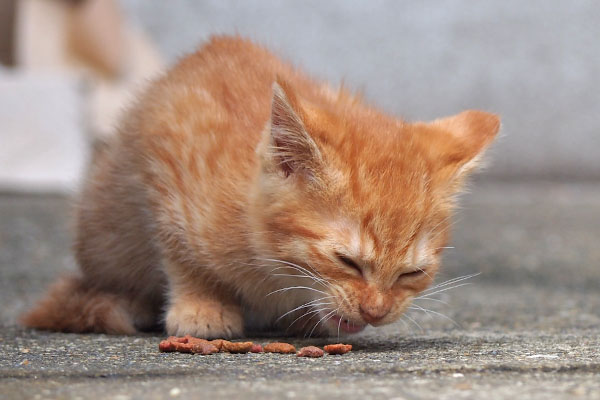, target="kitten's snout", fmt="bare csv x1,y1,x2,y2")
358,287,392,325
358,304,390,325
